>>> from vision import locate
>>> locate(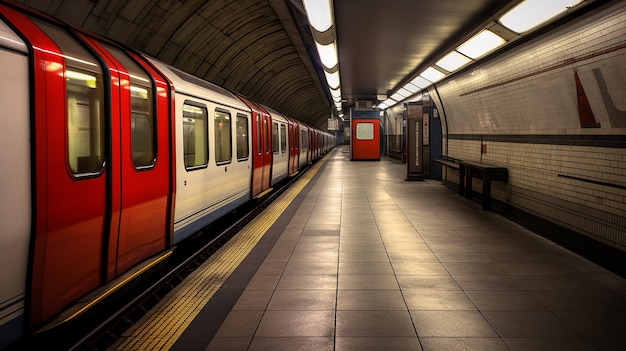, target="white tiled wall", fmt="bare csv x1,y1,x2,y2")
437,2,626,251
